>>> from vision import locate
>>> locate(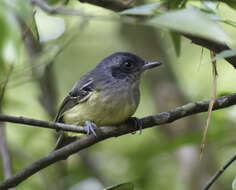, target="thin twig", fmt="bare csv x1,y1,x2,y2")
200,51,217,159
204,153,236,190
22,10,37,40
0,114,88,134
197,48,204,71
0,65,13,102
0,93,236,189
0,65,15,190
0,125,16,190
0,127,13,179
